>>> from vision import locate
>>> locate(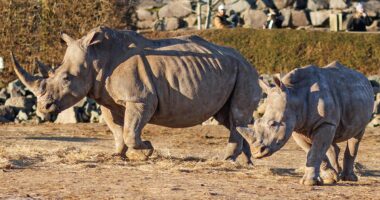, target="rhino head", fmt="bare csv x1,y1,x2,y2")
239,76,298,159
11,28,110,115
